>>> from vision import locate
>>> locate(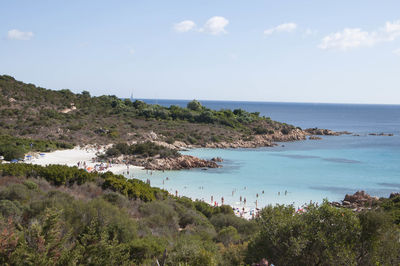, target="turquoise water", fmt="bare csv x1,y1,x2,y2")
129,101,400,208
